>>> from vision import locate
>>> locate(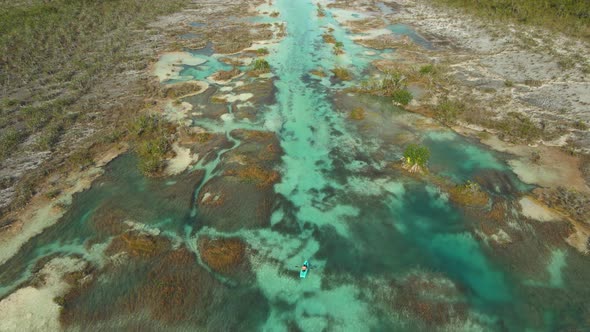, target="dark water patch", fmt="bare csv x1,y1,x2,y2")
472,169,526,196
376,2,397,15
423,132,528,191
188,41,215,56
387,24,434,50
183,87,228,120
